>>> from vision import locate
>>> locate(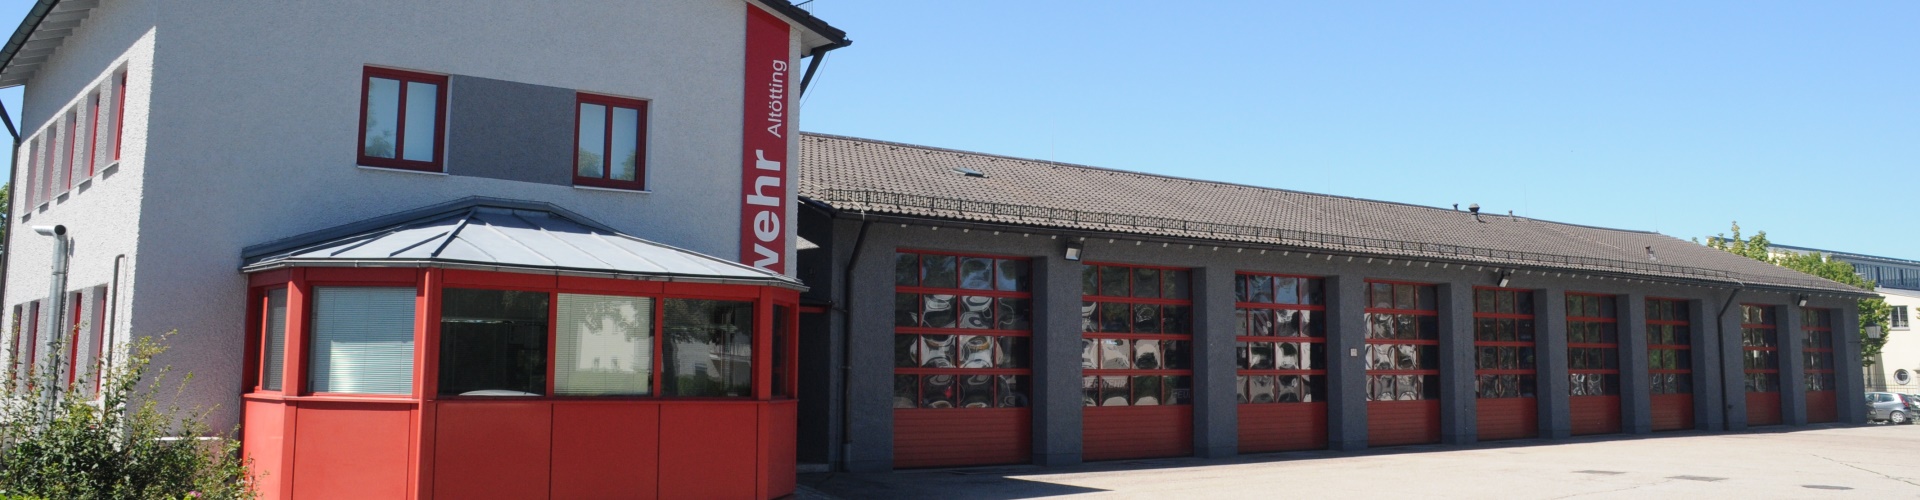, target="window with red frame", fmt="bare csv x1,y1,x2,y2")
1740,305,1779,393
1802,307,1835,392
22,137,37,207
1080,264,1193,407
892,251,1032,409
1473,288,1537,399
573,93,648,190
255,288,288,392
357,67,447,171
1365,282,1440,401
62,110,78,190
1566,294,1619,396
15,301,38,386
86,92,100,177
113,70,125,161
64,291,82,391
1647,298,1693,394
1235,273,1326,404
